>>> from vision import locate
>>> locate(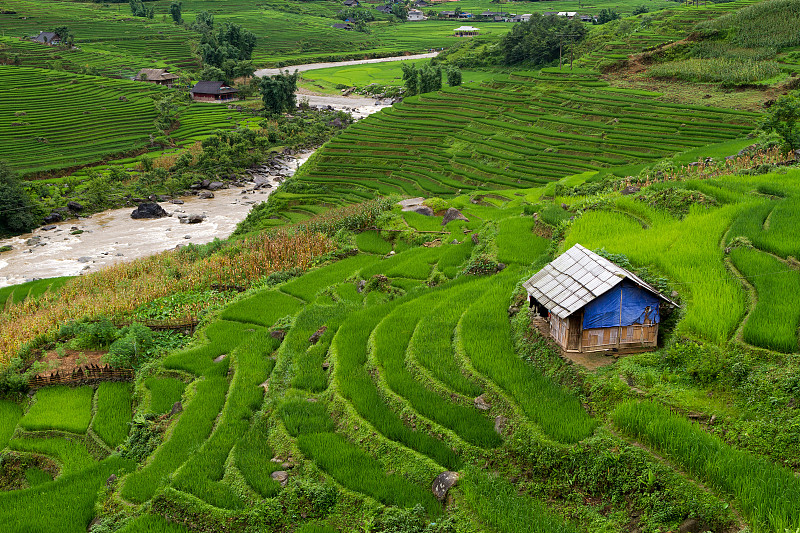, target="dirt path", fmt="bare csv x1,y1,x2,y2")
254,52,438,78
